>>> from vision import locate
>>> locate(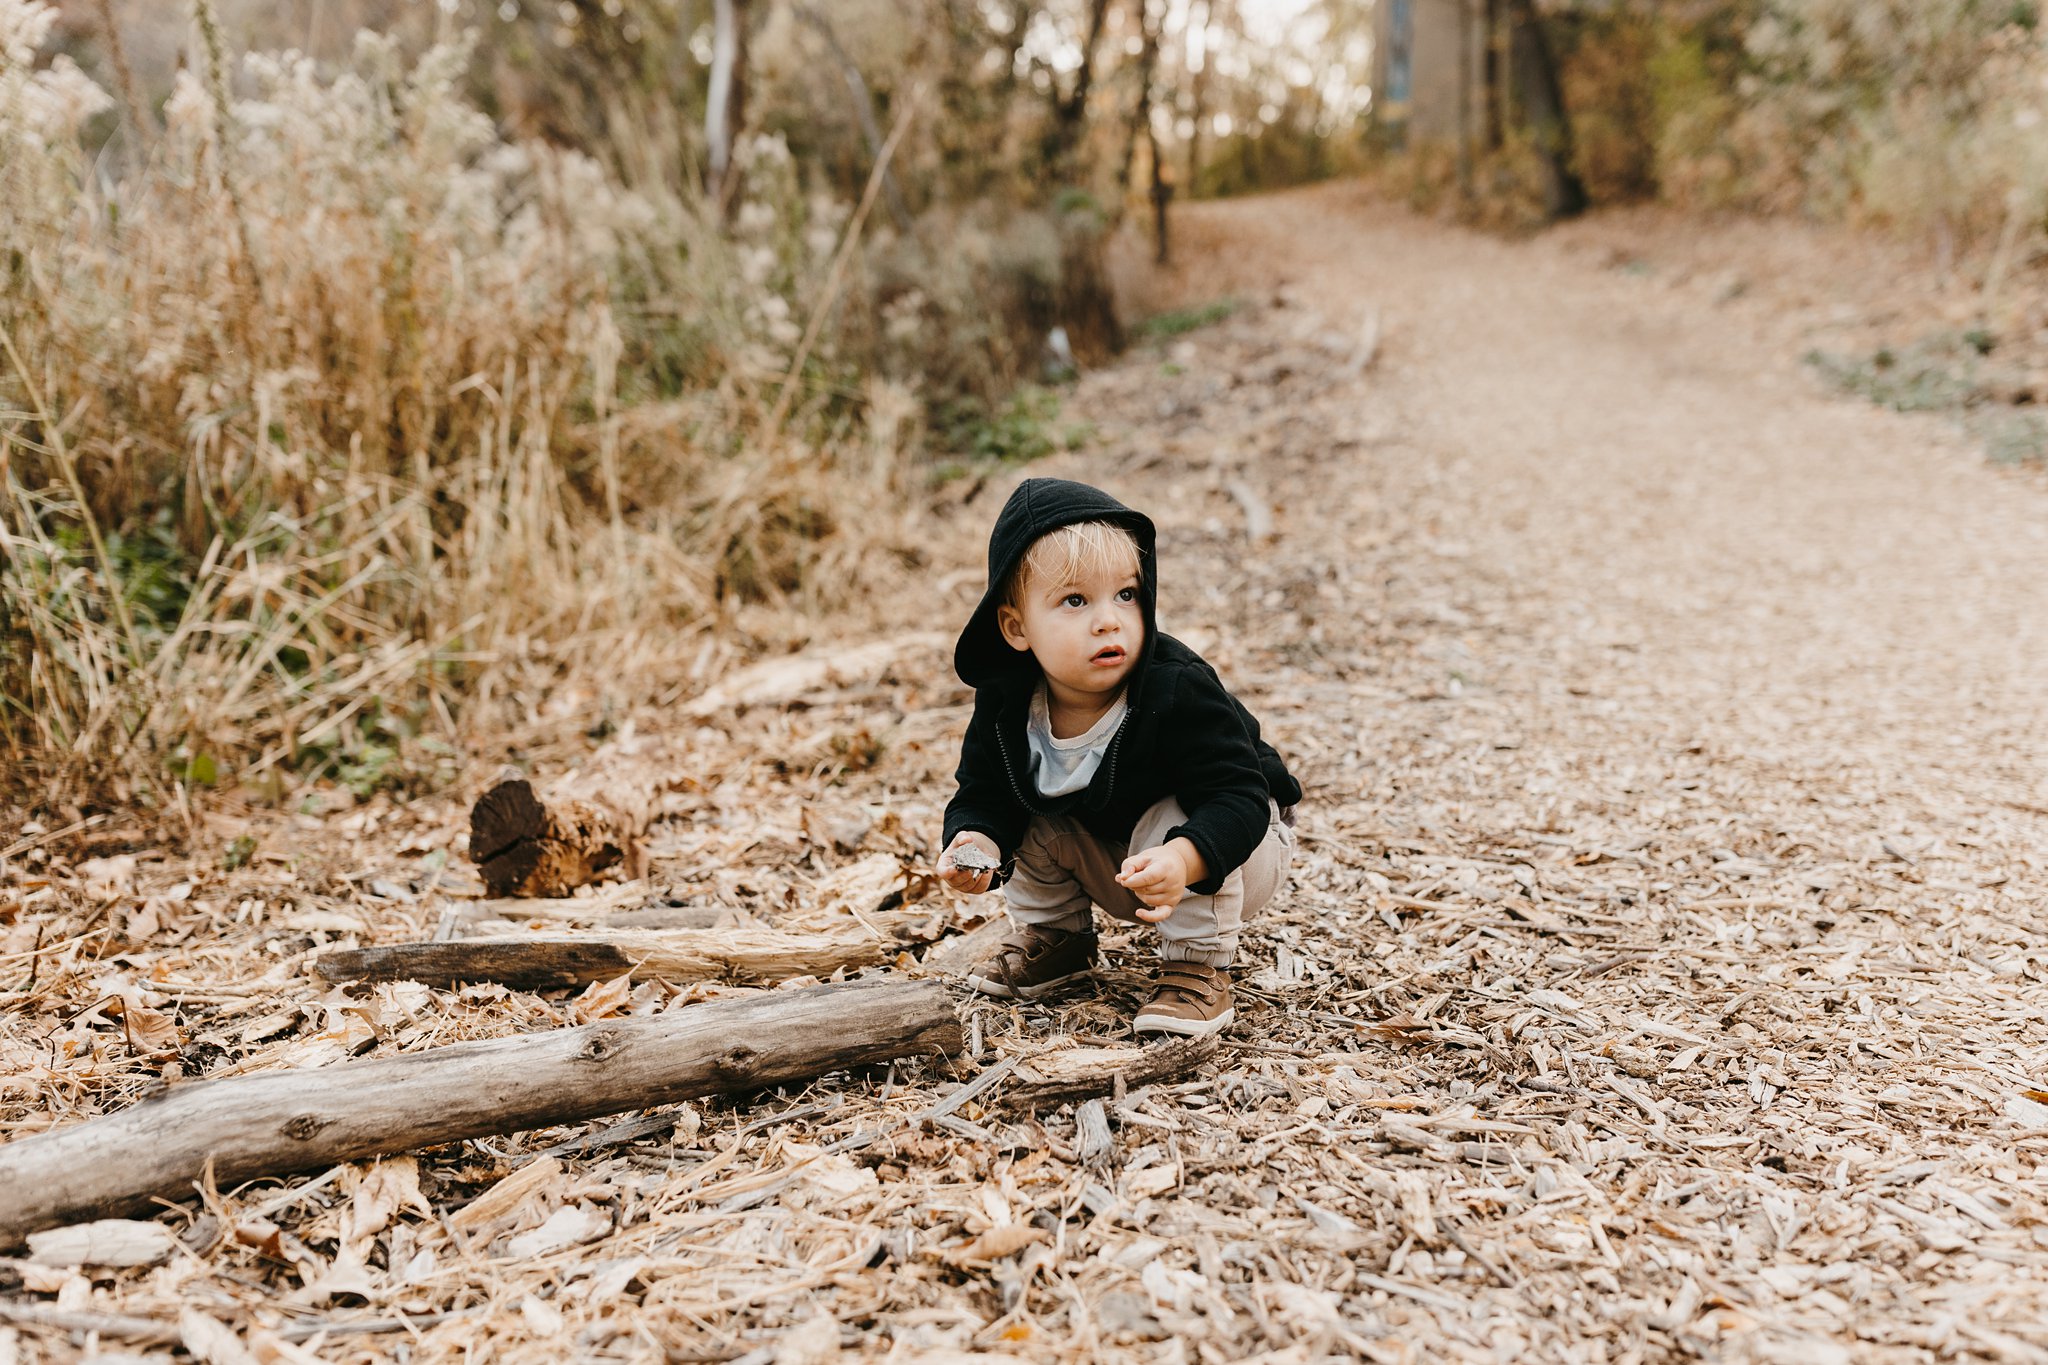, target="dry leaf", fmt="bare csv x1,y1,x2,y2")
571,971,635,1023
504,1203,609,1259
1126,1166,1179,1199
519,1293,566,1338
1396,1172,1438,1243
2005,1094,2048,1127
339,1157,430,1259
451,1156,562,1234
180,1309,260,1365
245,1327,327,1365
772,1314,843,1365
1367,1012,1432,1038
945,1222,1046,1264
79,854,136,902
117,991,181,1056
